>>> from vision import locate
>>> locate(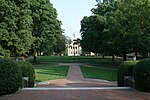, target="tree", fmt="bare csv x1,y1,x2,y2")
30,0,62,62
81,0,150,61
0,0,19,57
81,1,115,59
0,0,63,60
53,34,66,55
128,0,150,58
0,0,34,58
80,15,107,57
106,0,150,60
15,0,34,57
